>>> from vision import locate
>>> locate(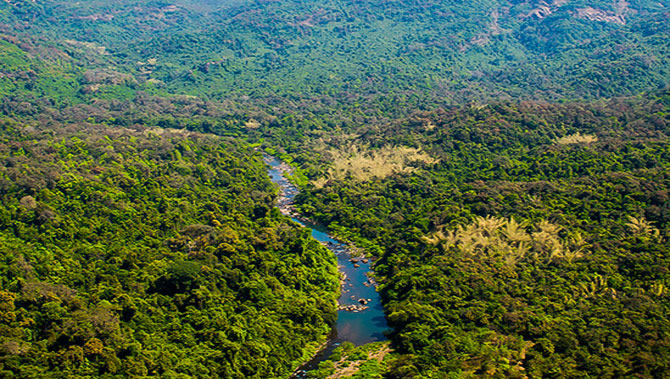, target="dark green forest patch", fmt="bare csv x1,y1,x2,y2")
0,123,338,378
